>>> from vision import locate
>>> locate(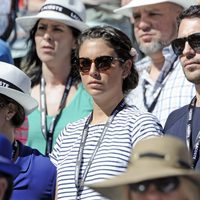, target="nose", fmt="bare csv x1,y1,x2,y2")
43,29,53,41
182,41,196,59
142,185,162,200
89,62,100,78
136,14,151,32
